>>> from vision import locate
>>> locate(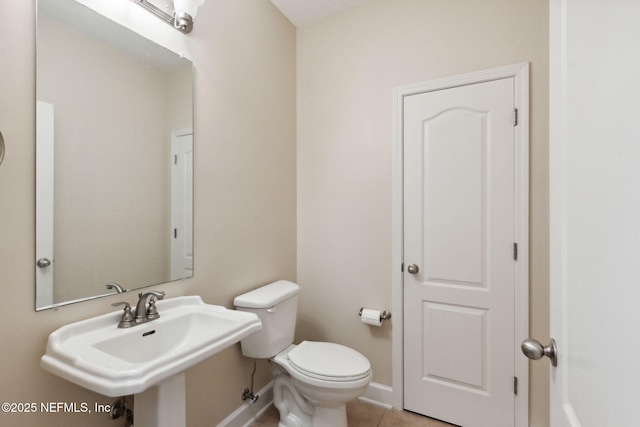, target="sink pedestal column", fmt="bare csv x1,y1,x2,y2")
135,373,186,427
